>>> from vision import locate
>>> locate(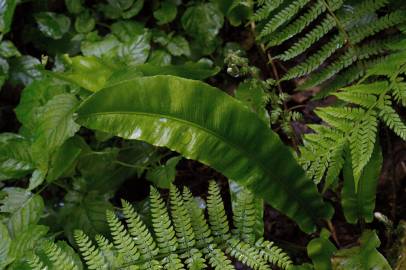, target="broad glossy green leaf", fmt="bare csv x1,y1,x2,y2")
35,12,71,39
115,32,150,65
0,133,34,180
76,75,333,232
0,0,17,34
154,0,177,25
147,156,181,189
181,3,224,43
0,222,12,269
332,230,391,270
8,225,48,262
342,140,382,224
9,55,43,86
0,188,44,237
307,229,337,270
27,170,45,191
